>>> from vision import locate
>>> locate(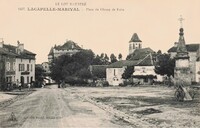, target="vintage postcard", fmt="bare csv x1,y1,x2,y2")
0,0,200,127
